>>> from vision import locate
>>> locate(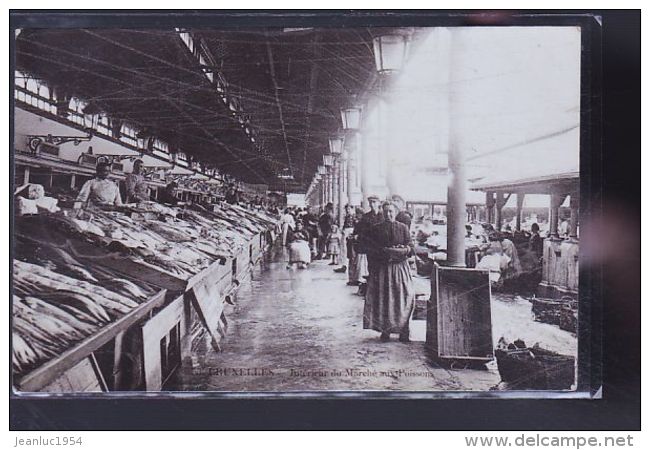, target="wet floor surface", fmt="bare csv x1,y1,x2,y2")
172,246,575,392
